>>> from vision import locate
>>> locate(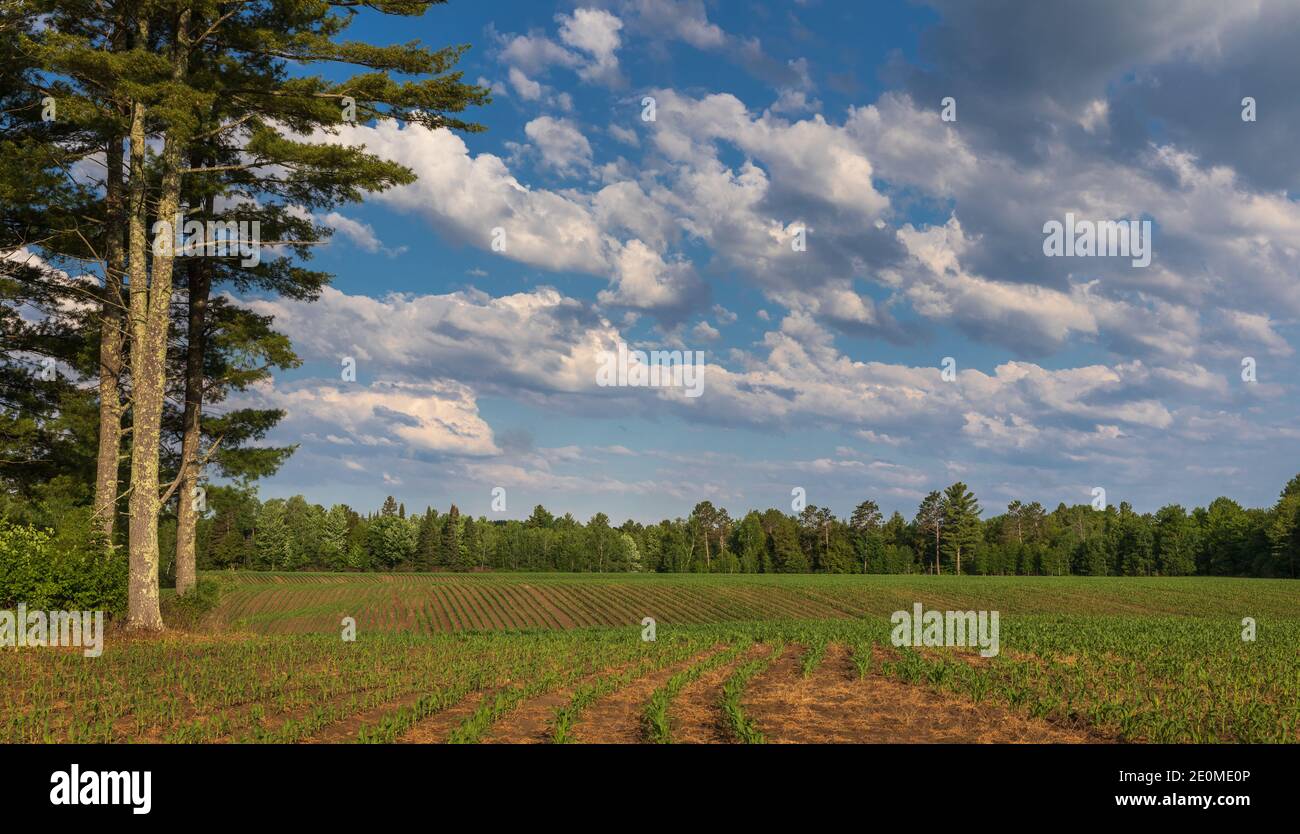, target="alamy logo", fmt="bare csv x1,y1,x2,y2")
890,603,1000,657
1042,212,1151,267
151,210,261,267
595,341,705,398
0,605,103,657
50,765,151,814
